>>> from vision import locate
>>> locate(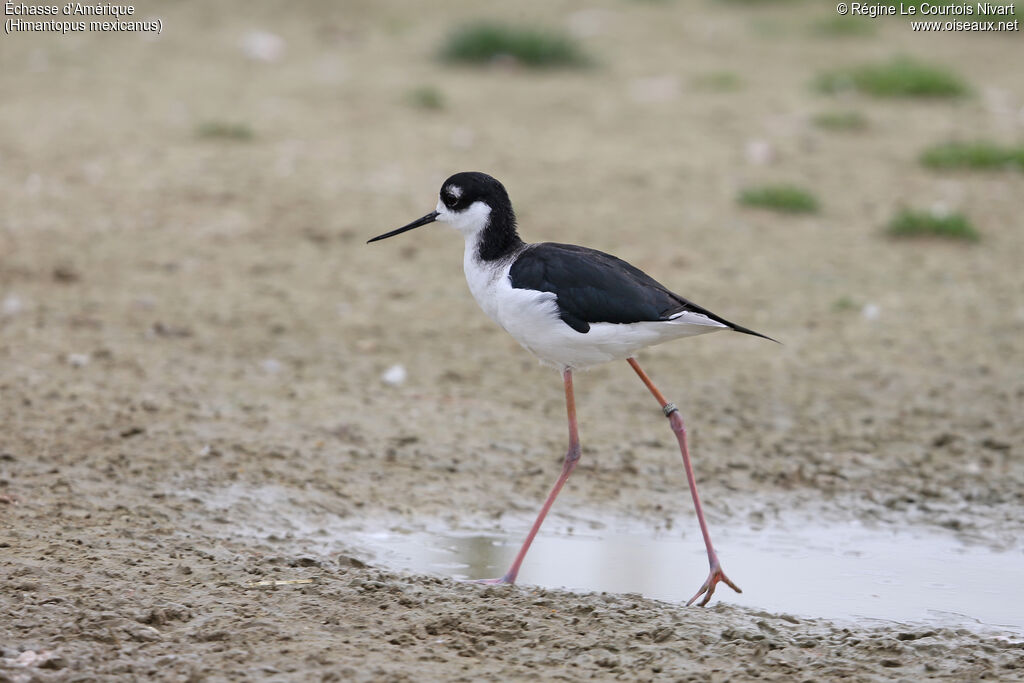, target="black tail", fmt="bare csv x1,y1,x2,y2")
725,320,780,344
672,295,780,344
